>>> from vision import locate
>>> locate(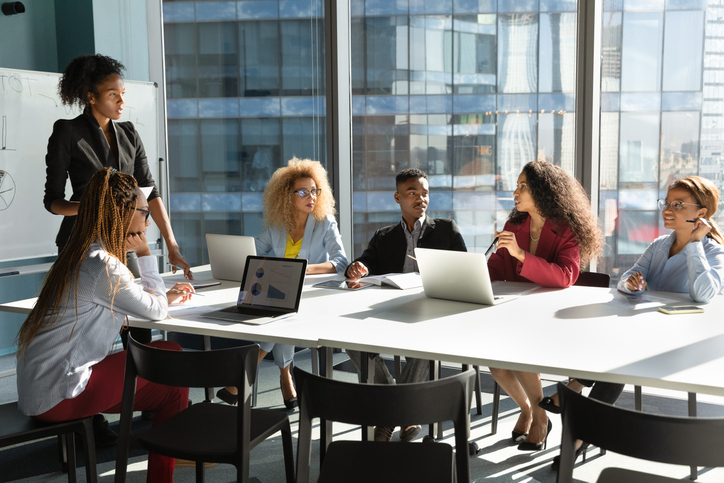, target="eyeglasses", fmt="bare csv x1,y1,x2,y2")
136,208,151,222
657,199,702,211
293,189,322,198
